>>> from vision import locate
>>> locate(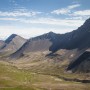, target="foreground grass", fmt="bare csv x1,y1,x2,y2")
0,61,90,90
0,61,44,90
